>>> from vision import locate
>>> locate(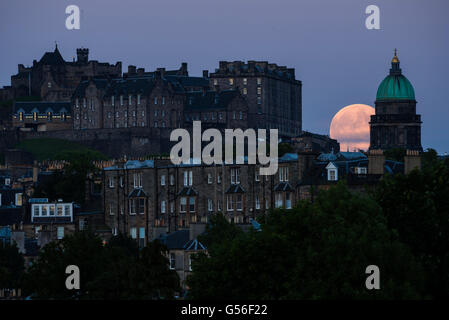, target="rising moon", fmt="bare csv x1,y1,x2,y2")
330,104,375,152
